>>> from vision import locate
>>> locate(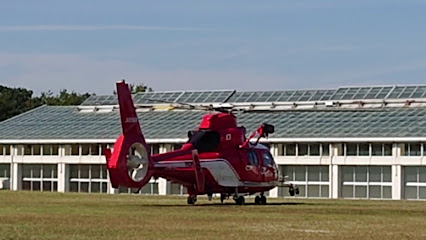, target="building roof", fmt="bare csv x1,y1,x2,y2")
0,103,425,143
